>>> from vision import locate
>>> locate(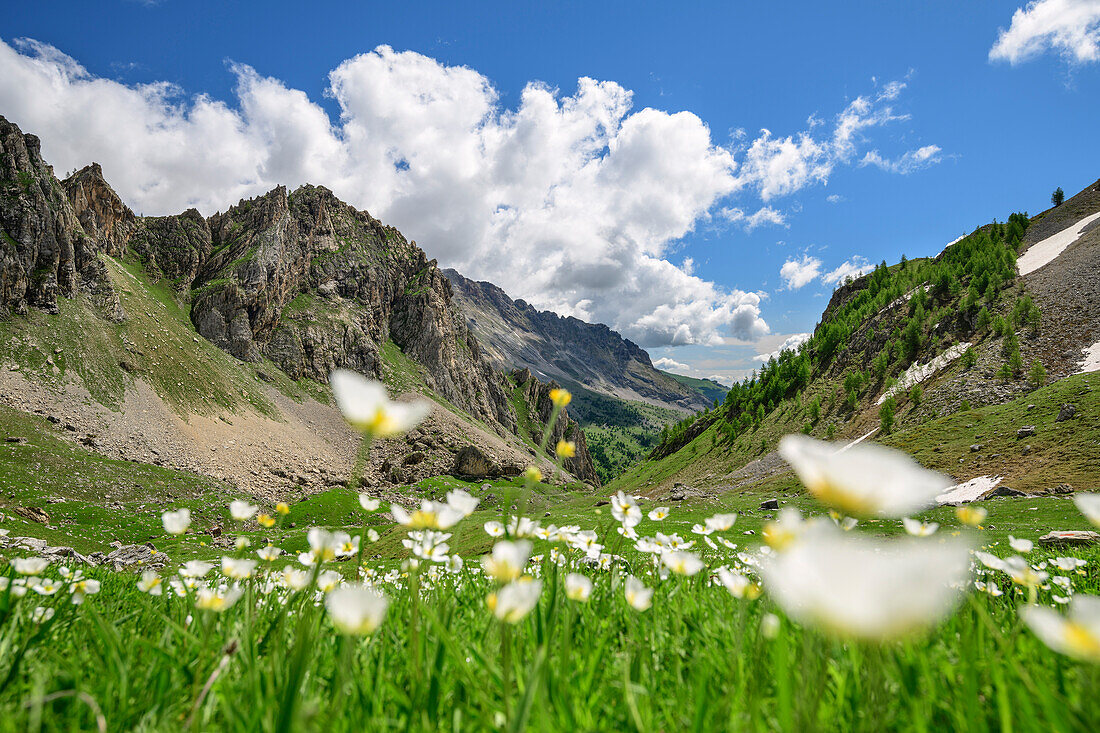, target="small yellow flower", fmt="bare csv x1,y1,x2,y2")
549,388,571,408
524,466,543,482
555,439,576,458
956,506,987,527
257,513,276,528
275,502,290,515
